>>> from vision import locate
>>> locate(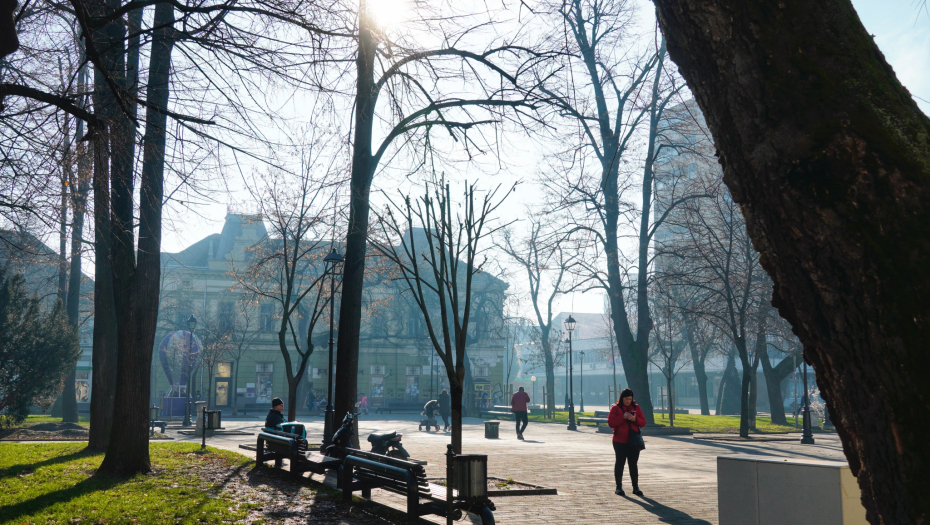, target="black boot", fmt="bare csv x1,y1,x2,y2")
615,486,626,496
